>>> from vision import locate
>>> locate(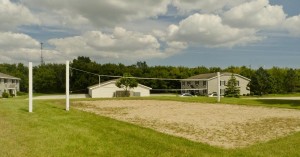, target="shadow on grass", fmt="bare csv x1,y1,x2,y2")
19,108,28,112
256,99,300,108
